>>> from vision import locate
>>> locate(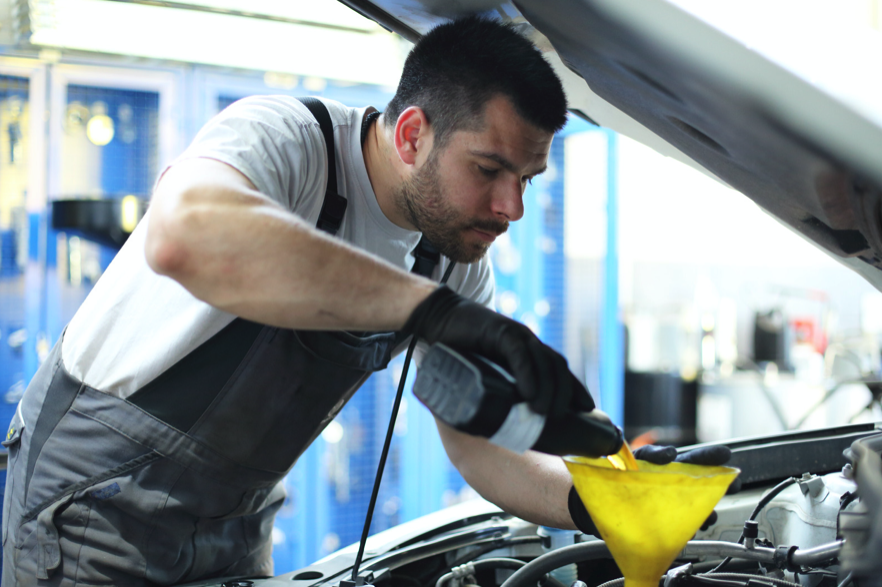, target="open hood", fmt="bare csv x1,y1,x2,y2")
340,0,882,289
